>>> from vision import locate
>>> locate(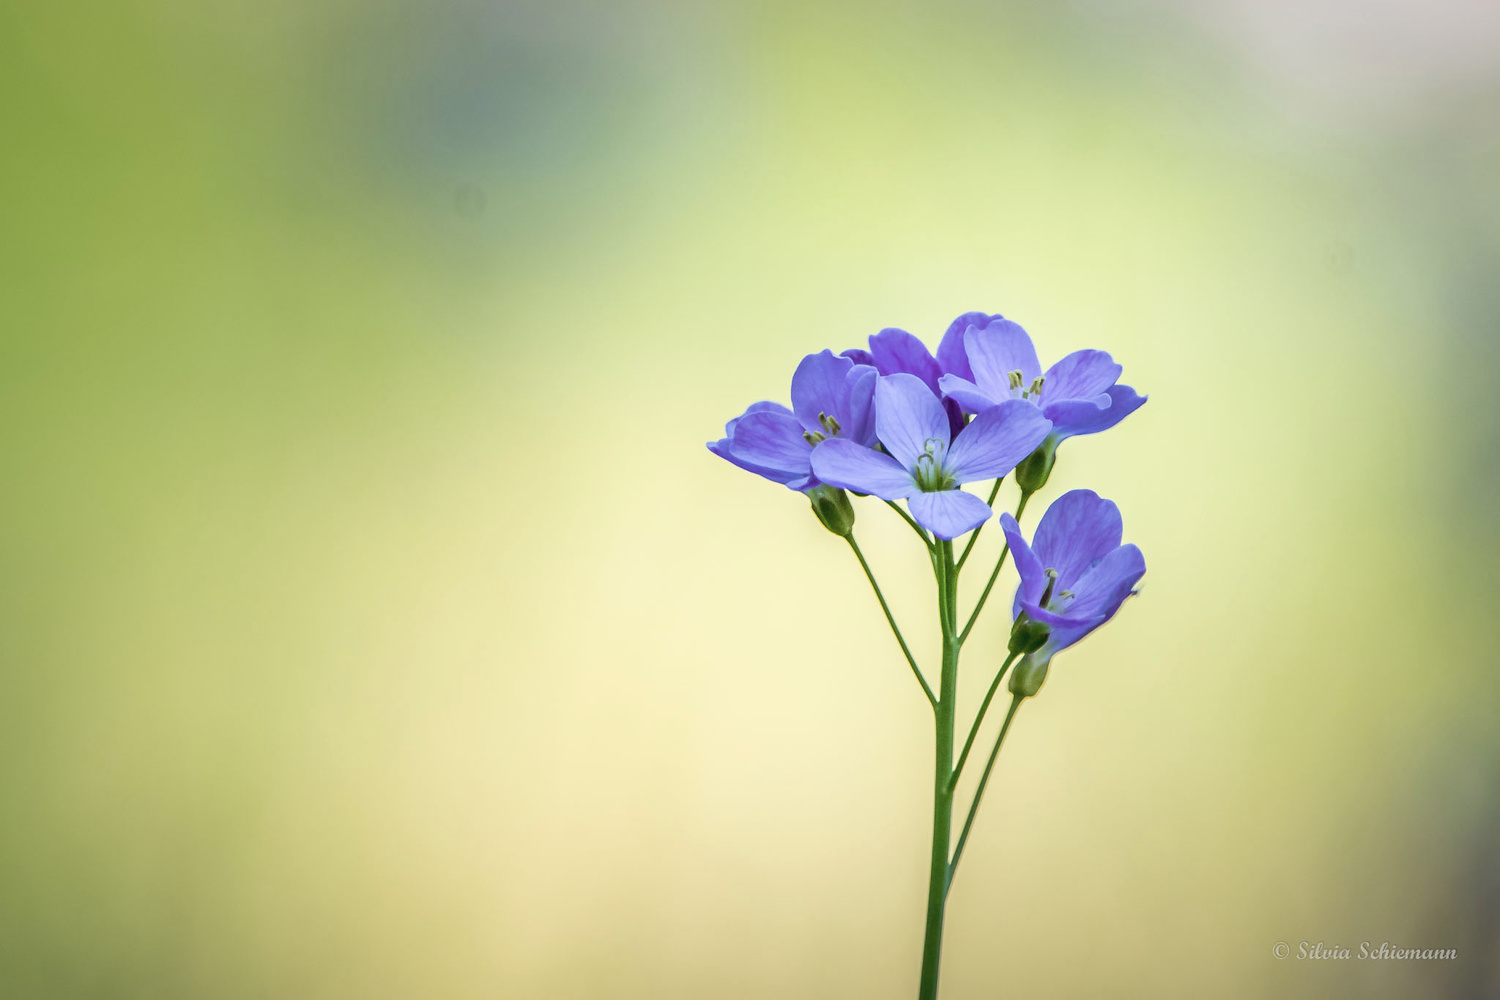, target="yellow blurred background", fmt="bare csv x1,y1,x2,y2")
3,1,1498,996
